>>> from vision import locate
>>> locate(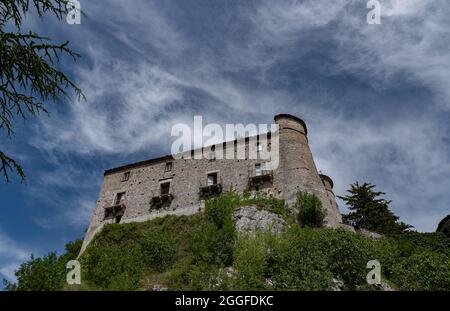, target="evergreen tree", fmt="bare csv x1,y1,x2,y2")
338,182,412,234
0,0,83,182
